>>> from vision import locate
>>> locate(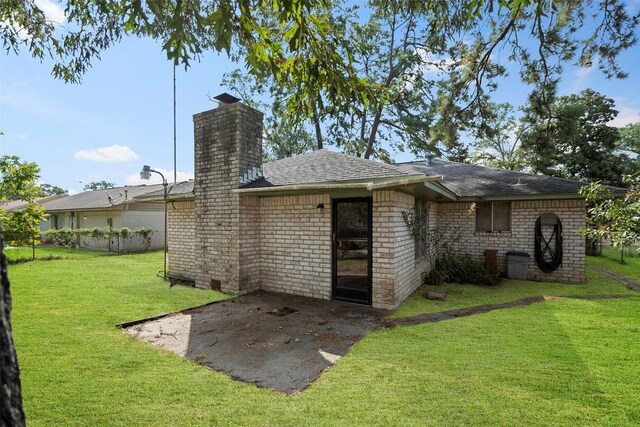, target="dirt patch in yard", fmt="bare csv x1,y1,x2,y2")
121,291,387,394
